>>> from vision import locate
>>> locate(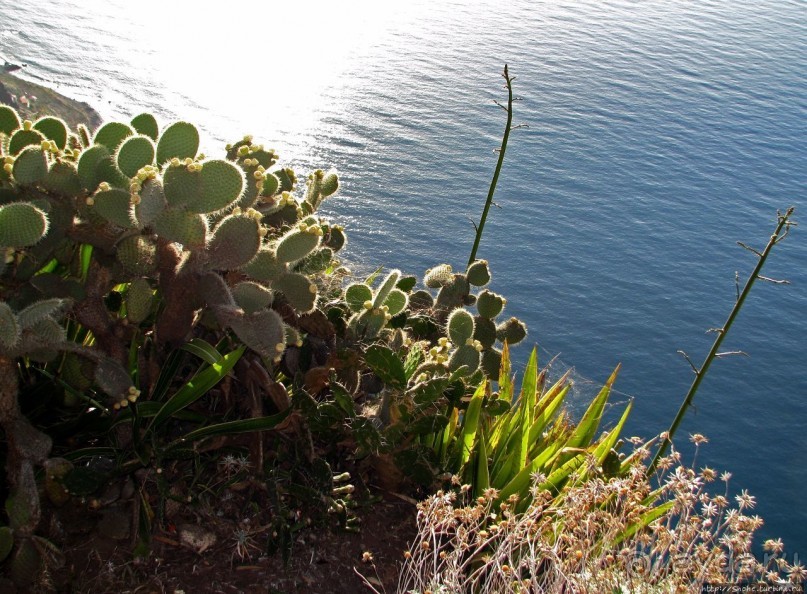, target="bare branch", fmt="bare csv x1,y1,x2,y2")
715,350,749,358
737,242,762,257
677,350,700,375
757,275,790,285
